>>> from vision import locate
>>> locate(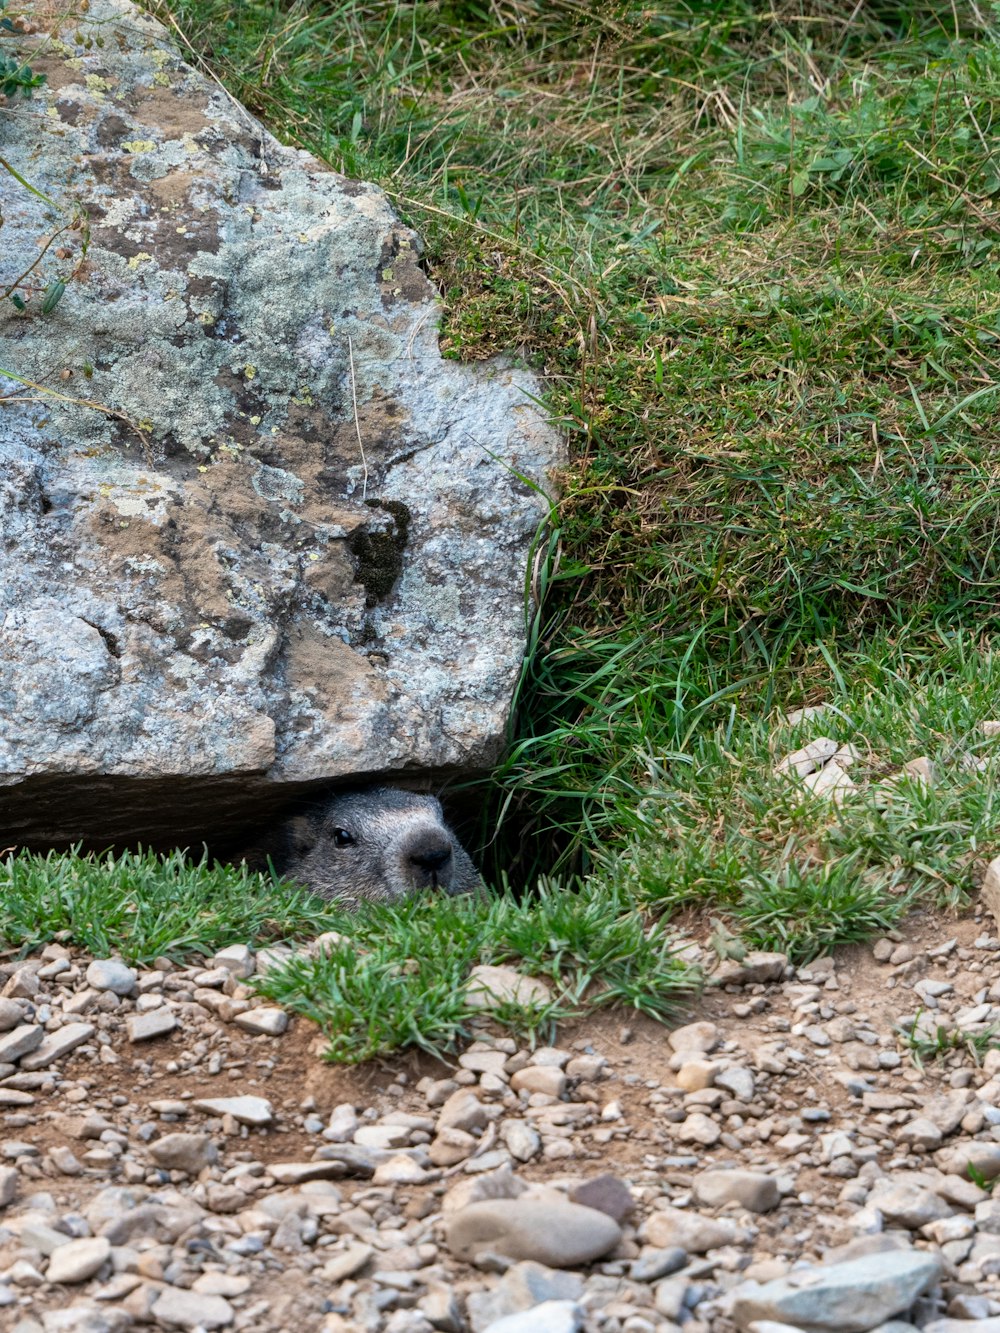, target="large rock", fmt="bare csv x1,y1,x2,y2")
731,1250,942,1333
0,0,561,849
